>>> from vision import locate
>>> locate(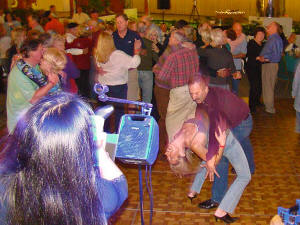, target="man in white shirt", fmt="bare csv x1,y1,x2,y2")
229,22,247,96
72,6,90,25
65,22,87,56
27,14,44,33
